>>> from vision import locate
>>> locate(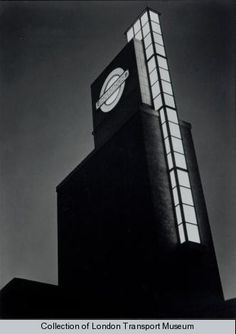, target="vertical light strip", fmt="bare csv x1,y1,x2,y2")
126,9,201,244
